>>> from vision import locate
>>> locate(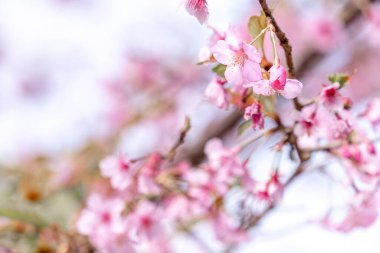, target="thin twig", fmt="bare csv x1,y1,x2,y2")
258,0,295,78
167,116,192,161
